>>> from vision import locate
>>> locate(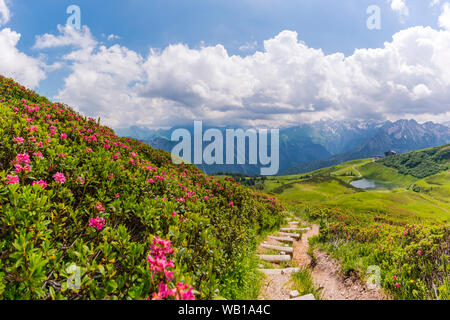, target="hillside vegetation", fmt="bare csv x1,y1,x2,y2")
0,76,284,300
258,151,450,300
379,145,450,179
